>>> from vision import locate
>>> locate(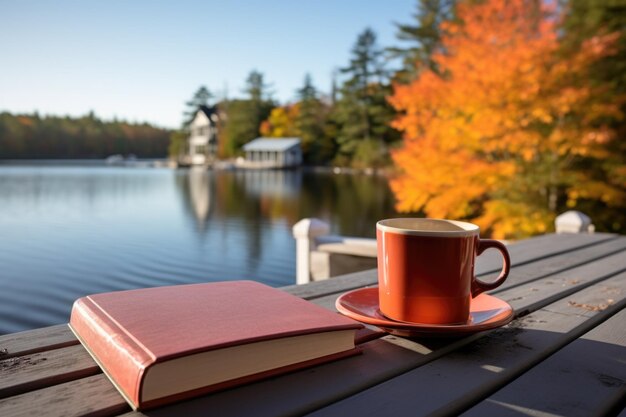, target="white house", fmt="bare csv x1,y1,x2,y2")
242,137,302,168
187,105,220,165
